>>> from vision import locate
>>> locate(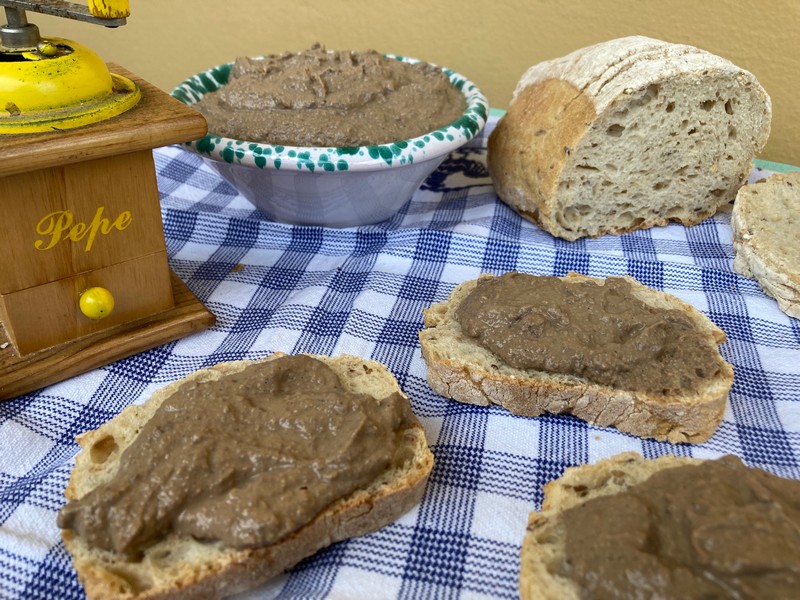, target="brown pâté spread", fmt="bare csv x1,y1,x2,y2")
456,272,726,395
192,43,466,147
561,456,800,599
57,355,418,556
